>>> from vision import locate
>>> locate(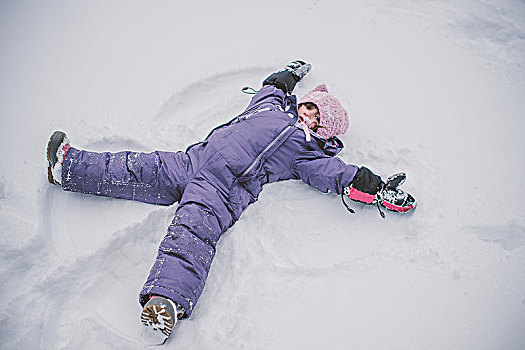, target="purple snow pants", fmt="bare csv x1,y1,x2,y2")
62,145,246,318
